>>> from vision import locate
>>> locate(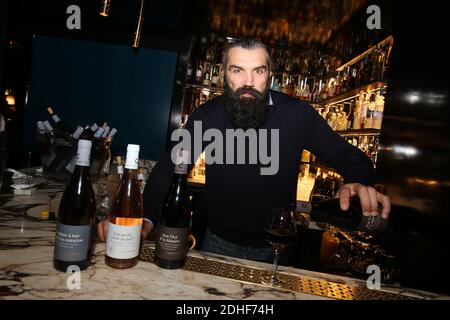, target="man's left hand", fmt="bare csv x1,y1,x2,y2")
335,183,391,219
